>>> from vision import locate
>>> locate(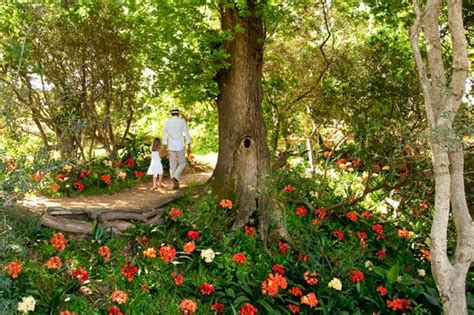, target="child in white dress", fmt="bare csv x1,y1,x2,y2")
147,138,164,190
